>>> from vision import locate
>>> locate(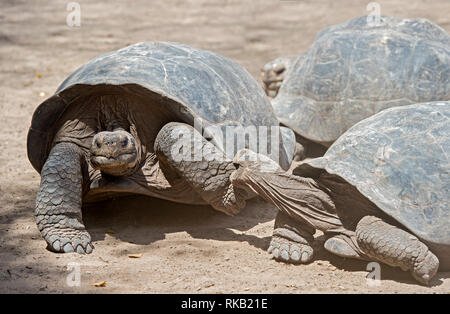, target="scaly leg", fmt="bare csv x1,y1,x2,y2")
35,142,93,254
356,216,439,285
154,122,248,216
